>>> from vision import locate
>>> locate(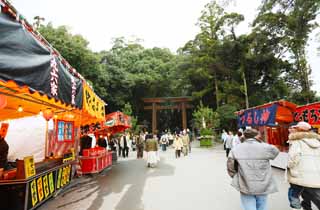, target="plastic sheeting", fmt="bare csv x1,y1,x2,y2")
4,115,53,162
